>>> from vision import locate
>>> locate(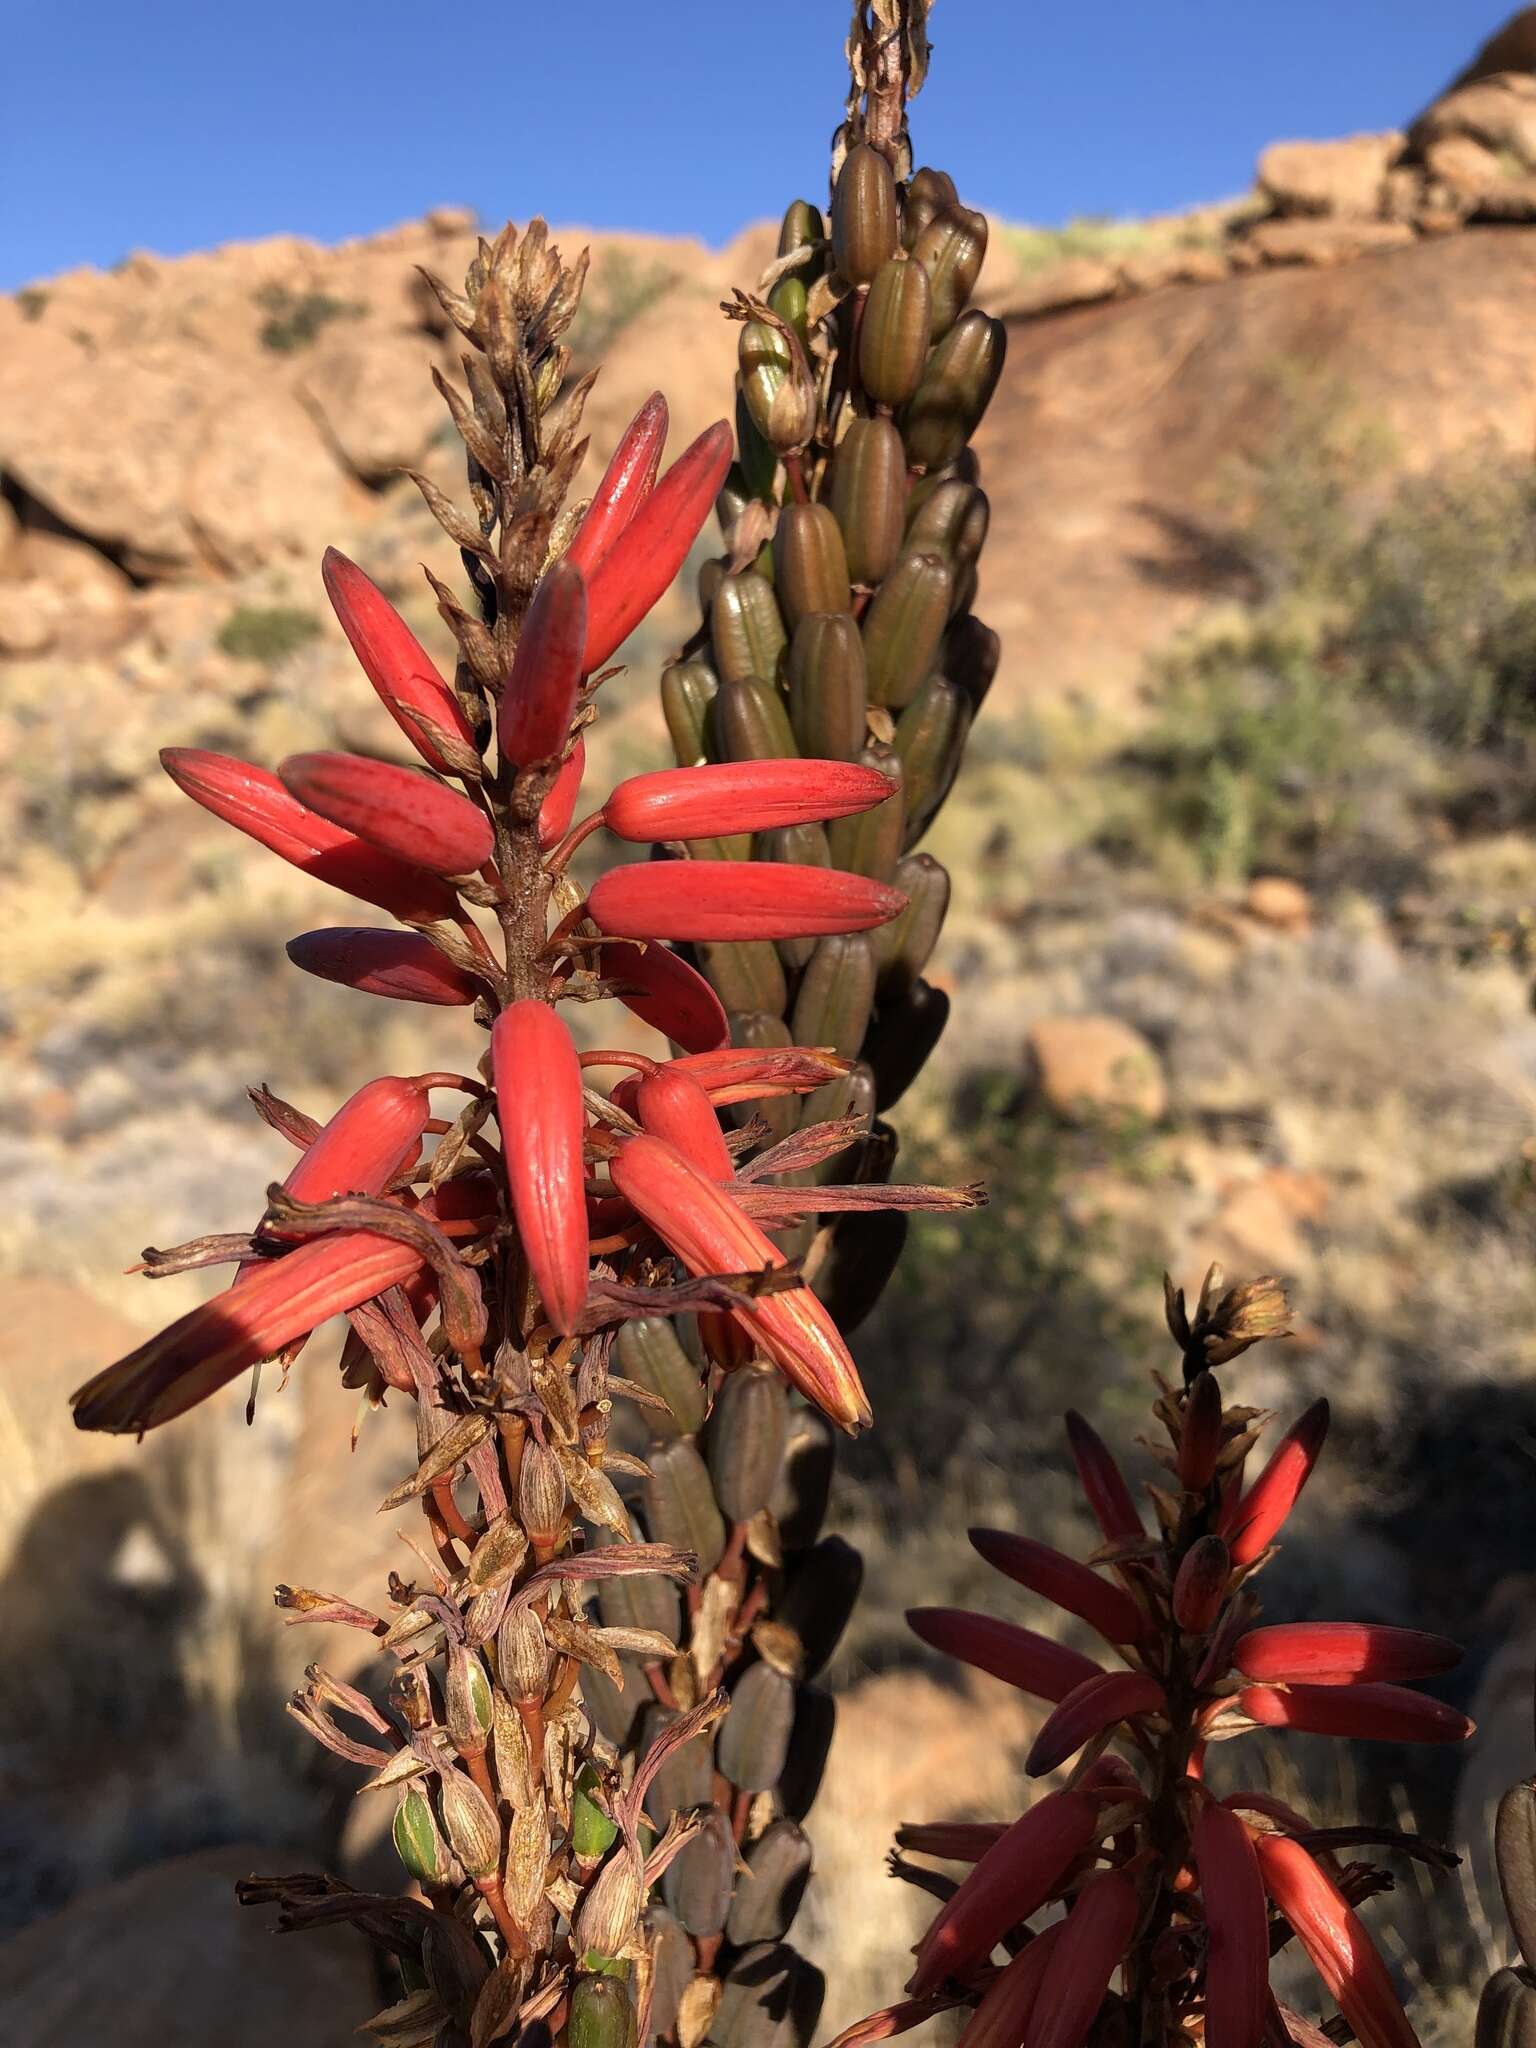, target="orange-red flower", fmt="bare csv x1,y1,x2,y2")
285,928,481,1005
279,751,493,877
321,548,476,774
491,1000,589,1338
562,391,669,577
1254,1833,1422,2048
498,557,588,770
1192,1802,1268,2048
604,759,895,843
582,421,733,671
587,860,906,943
